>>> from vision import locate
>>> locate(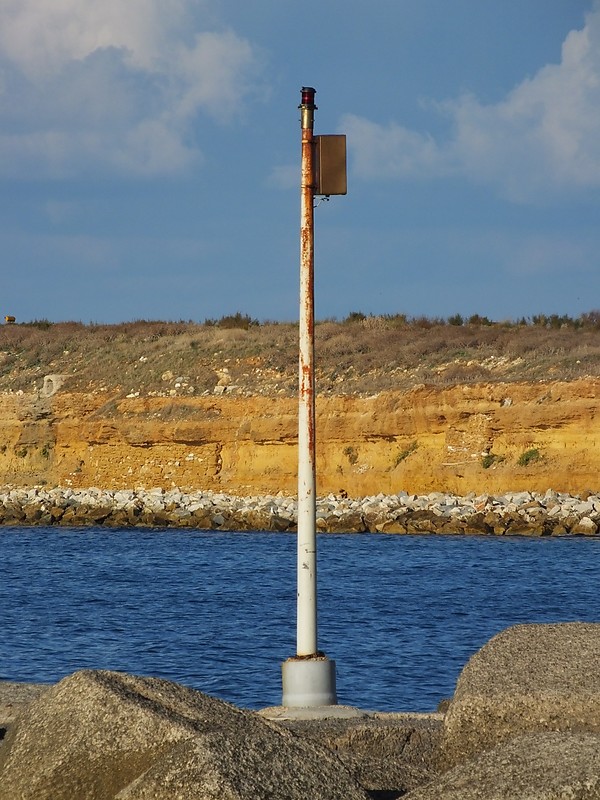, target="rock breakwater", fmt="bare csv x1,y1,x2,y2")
1,486,599,536
3,624,600,798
